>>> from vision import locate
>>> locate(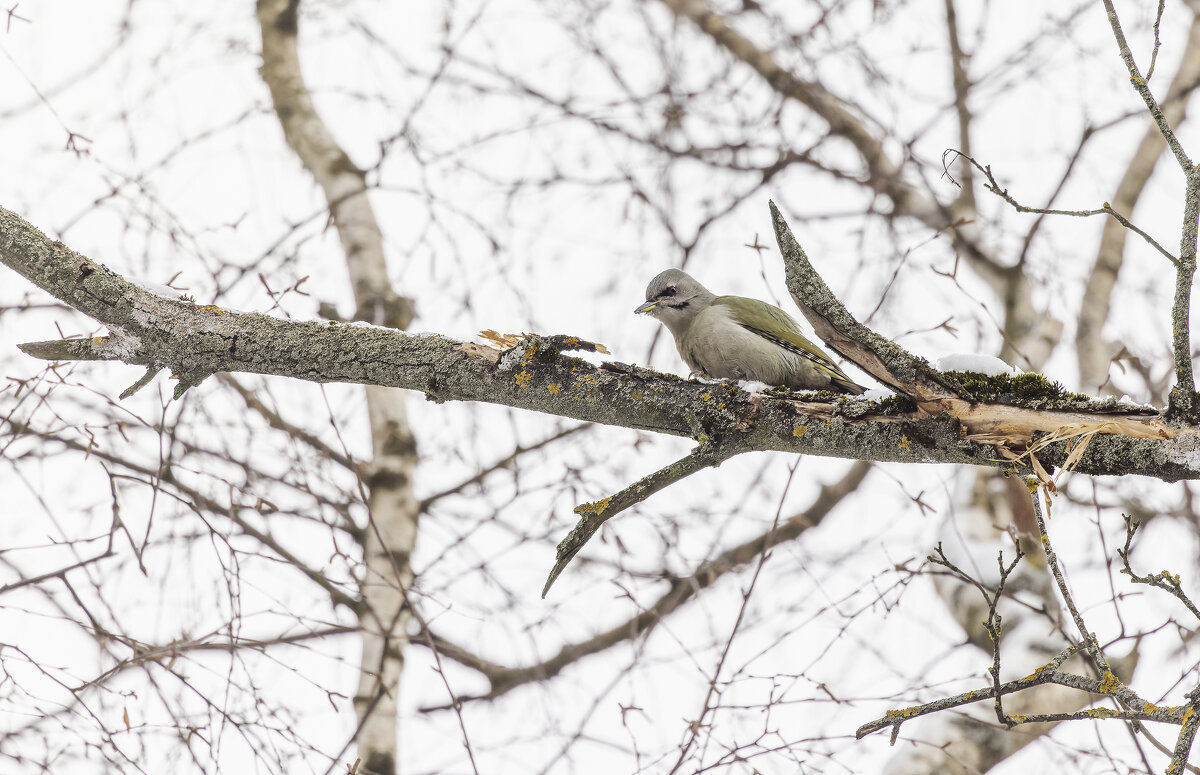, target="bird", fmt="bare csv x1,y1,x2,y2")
635,268,866,395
